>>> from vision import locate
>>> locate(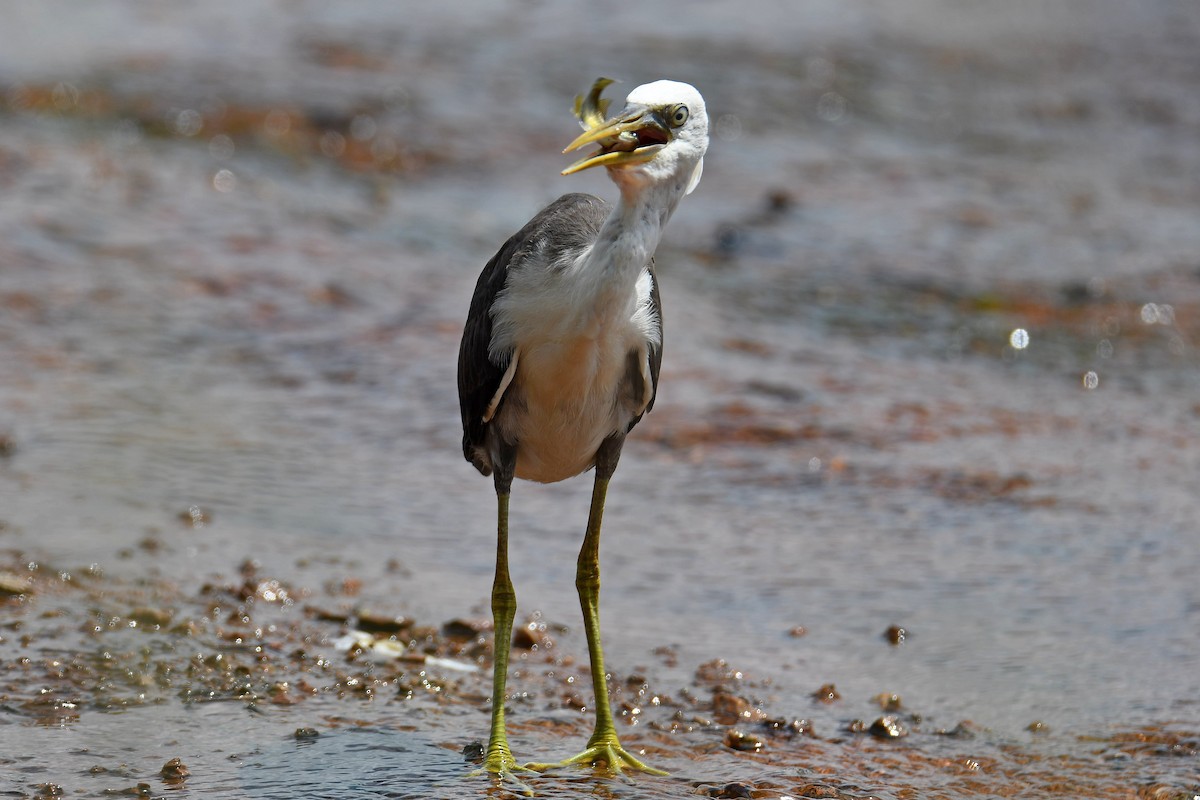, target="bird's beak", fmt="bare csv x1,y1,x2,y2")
561,106,671,175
